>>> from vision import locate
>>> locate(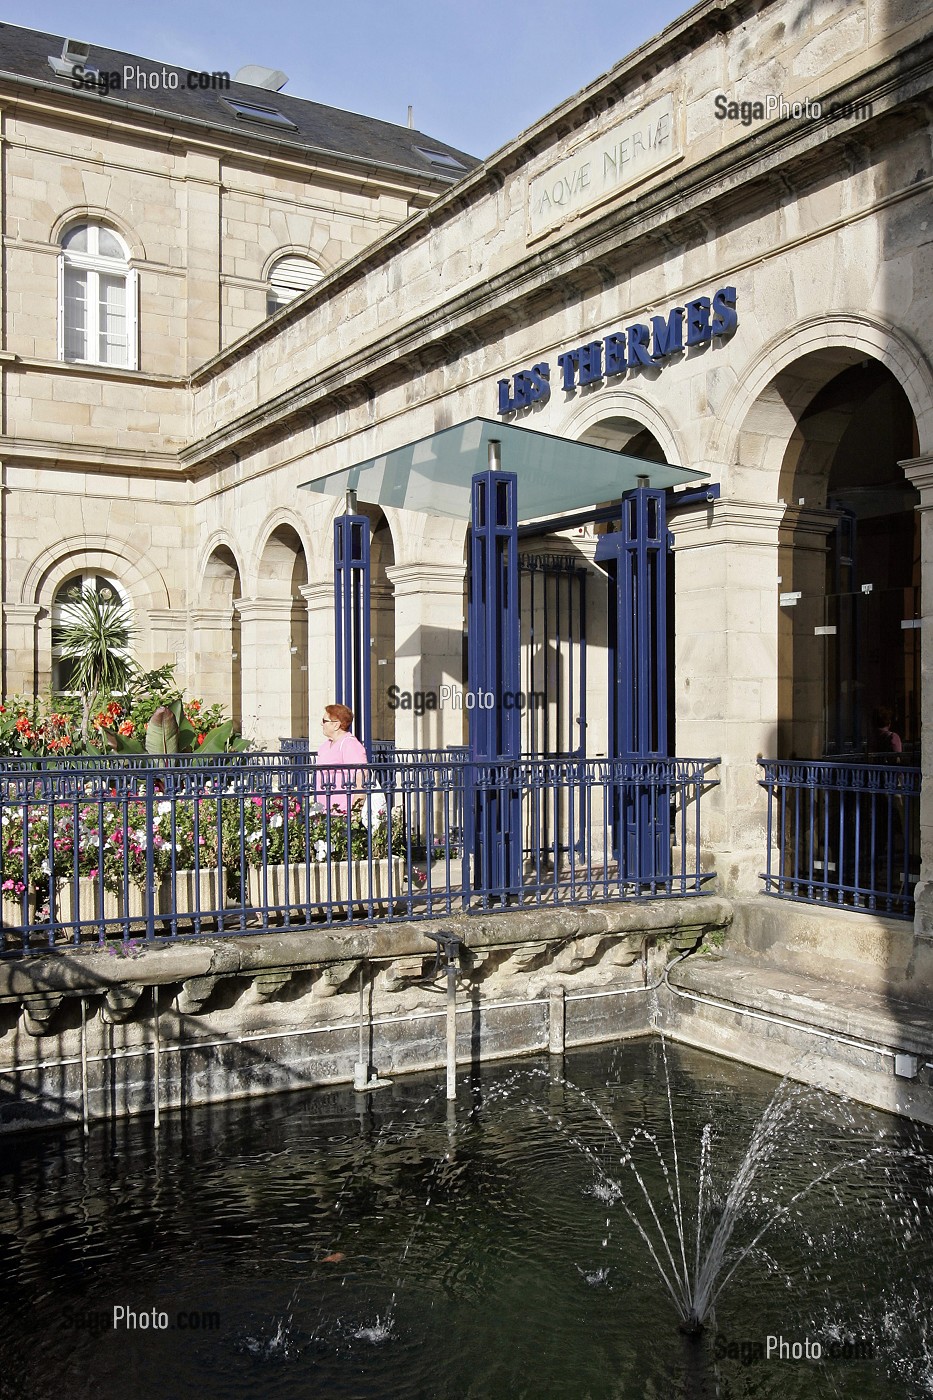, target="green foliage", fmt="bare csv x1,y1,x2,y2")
145,706,179,755
0,666,247,758
56,587,139,695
